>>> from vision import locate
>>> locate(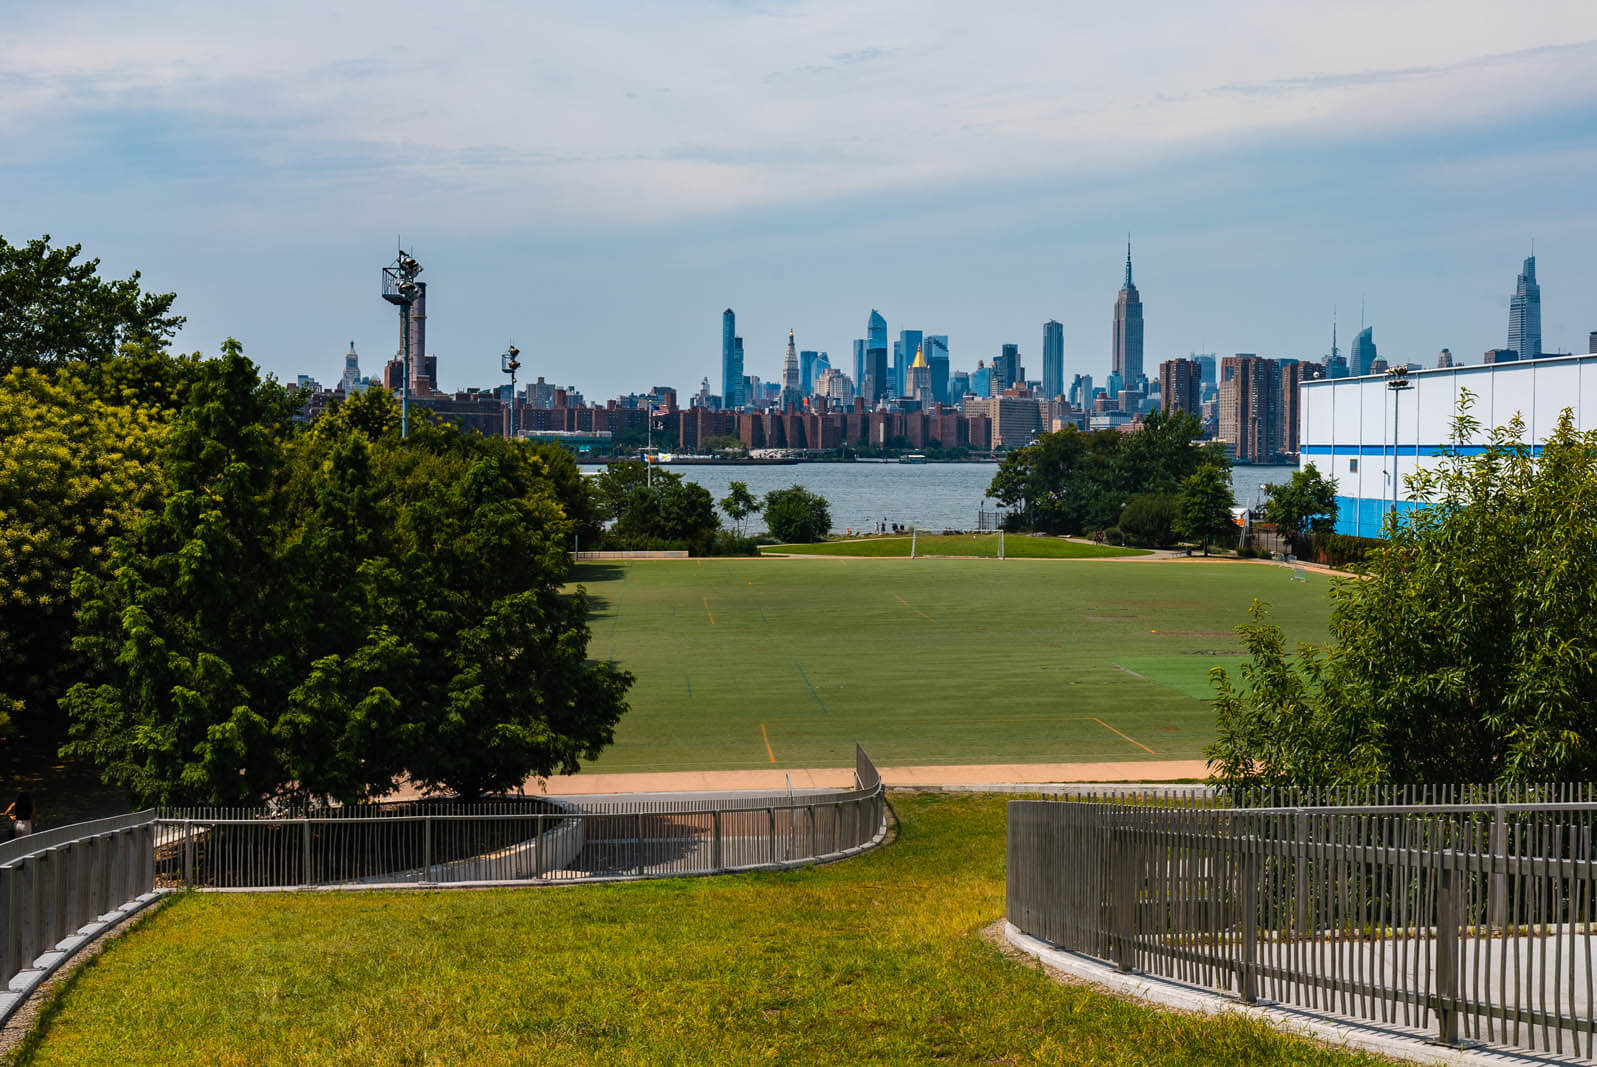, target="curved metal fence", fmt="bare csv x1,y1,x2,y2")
156,745,886,890
1009,787,1597,1061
